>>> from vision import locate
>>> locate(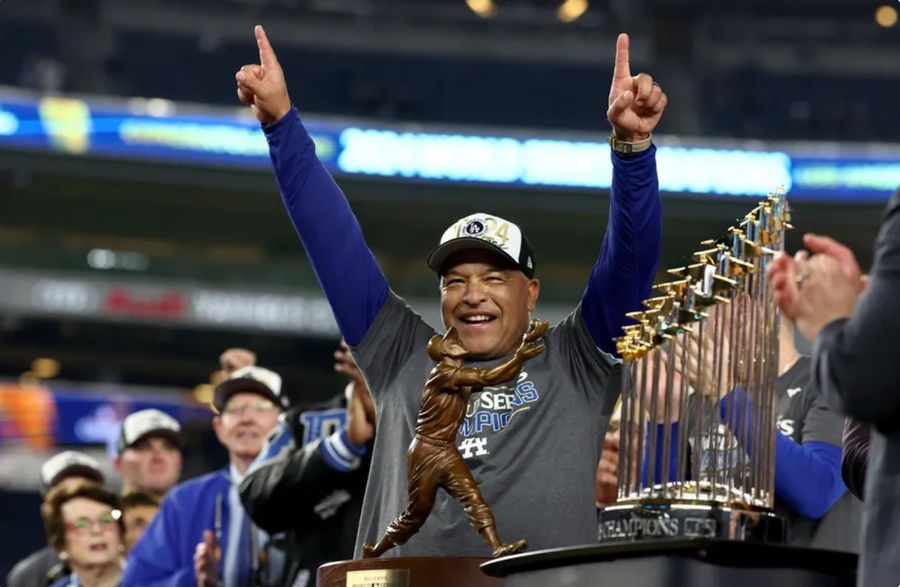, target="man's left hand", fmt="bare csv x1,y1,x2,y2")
607,33,668,142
